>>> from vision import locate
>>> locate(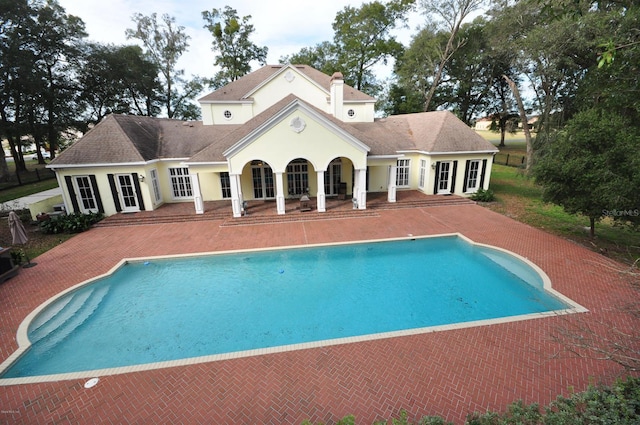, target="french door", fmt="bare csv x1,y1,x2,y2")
324,160,342,195
116,174,140,212
252,163,275,199
437,161,452,194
